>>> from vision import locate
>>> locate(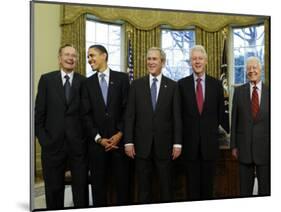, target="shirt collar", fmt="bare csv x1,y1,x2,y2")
149,72,162,82
193,72,206,82
250,80,262,90
61,69,74,80
98,67,110,78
